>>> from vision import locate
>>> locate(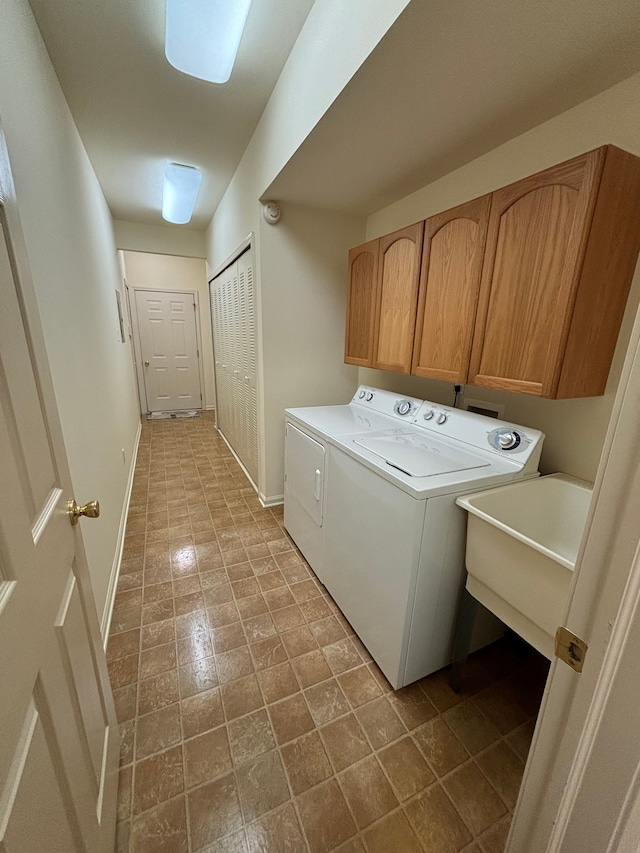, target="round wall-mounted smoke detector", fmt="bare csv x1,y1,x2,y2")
262,201,281,224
